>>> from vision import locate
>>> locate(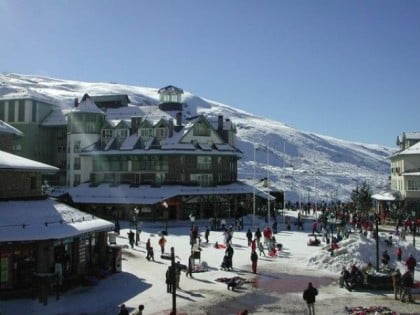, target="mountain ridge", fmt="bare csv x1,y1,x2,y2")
0,73,394,202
